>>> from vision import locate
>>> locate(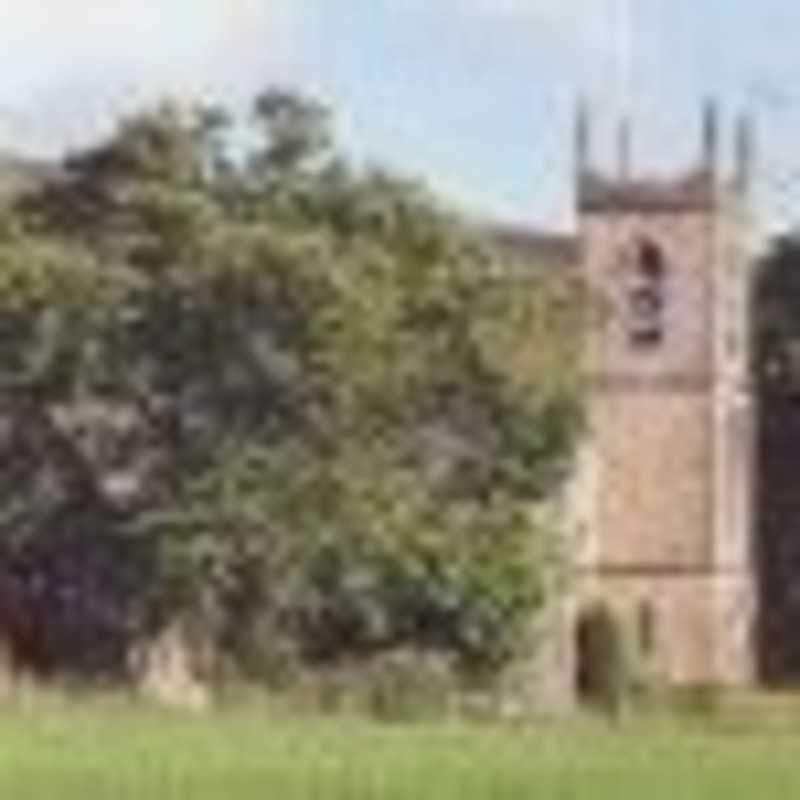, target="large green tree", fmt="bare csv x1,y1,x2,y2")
1,89,581,680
